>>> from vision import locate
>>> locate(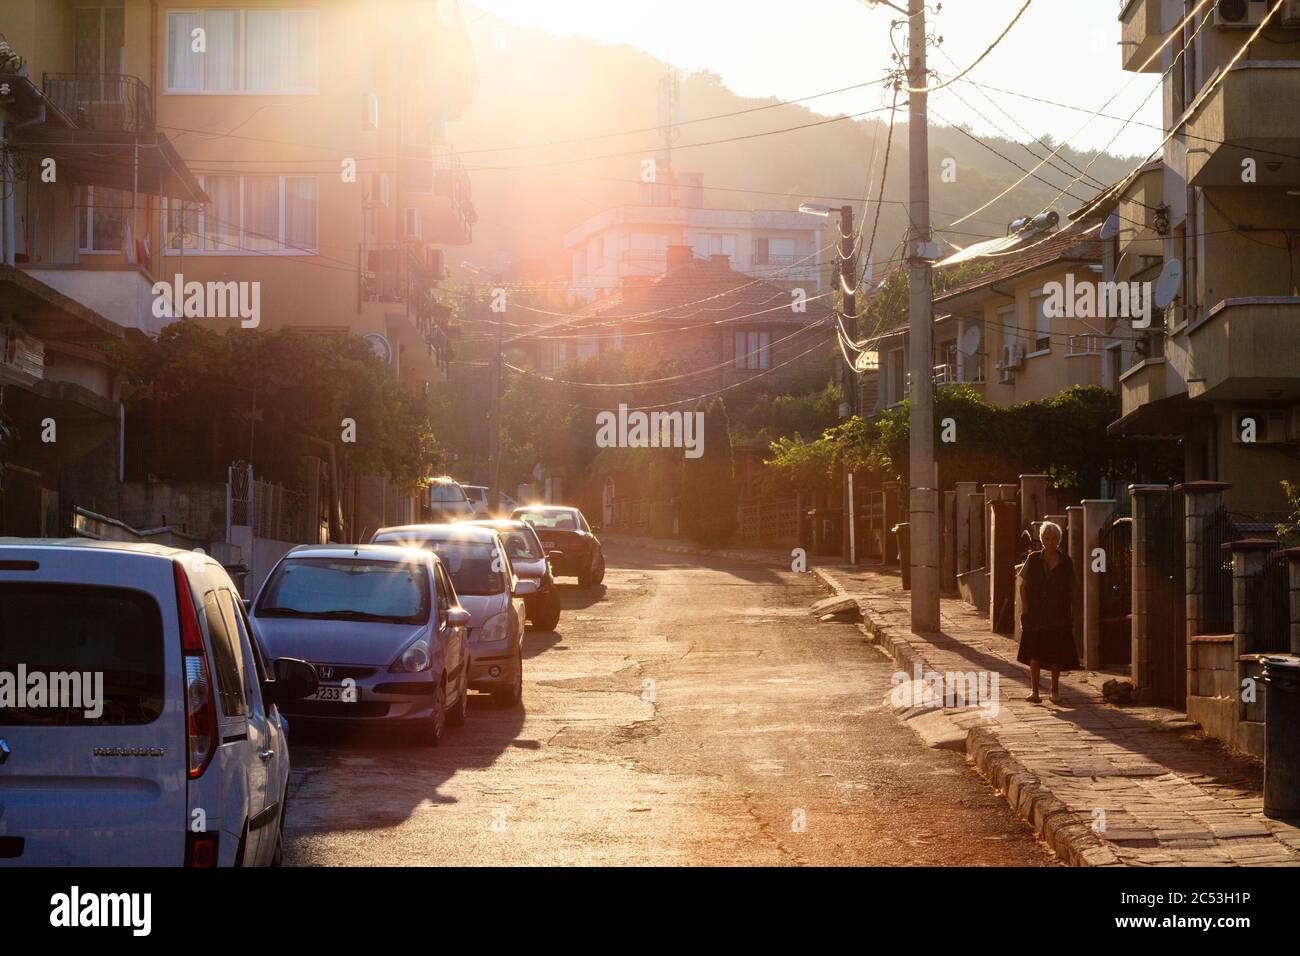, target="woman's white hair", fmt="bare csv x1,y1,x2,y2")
1038,520,1063,543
